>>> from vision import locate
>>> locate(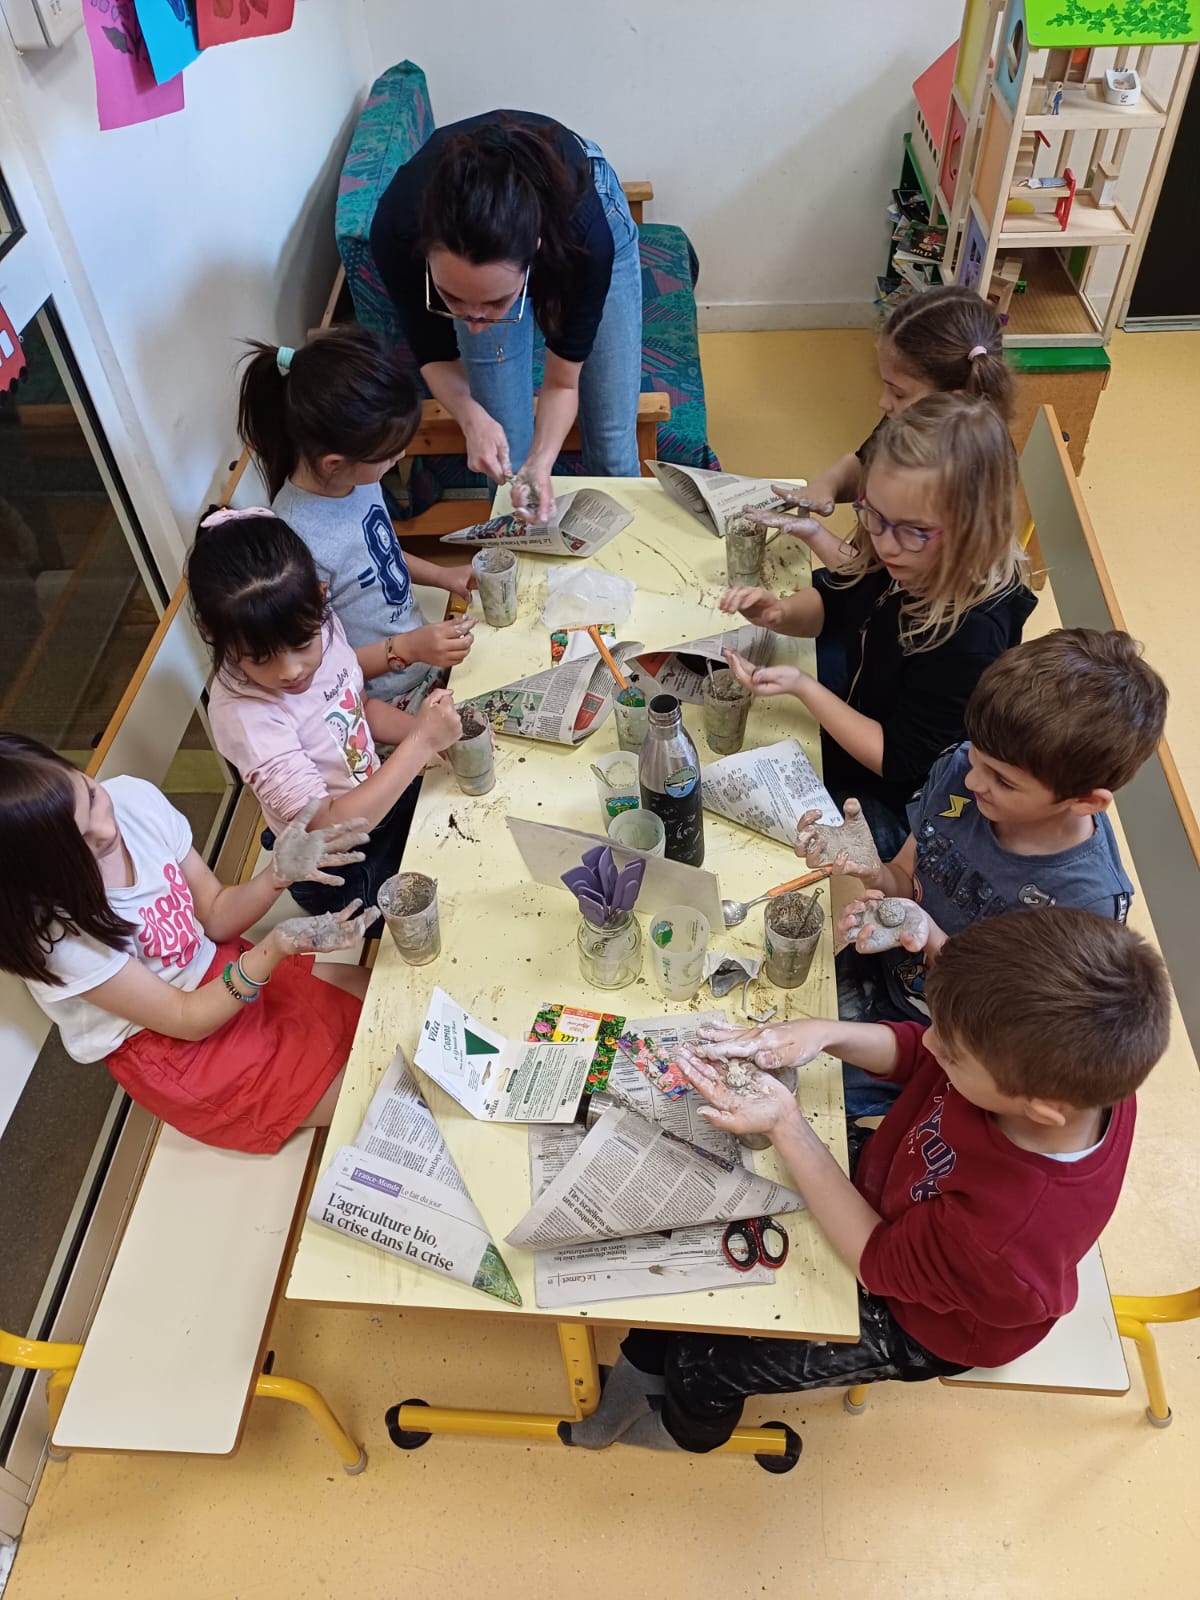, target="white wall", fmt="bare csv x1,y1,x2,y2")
361,0,962,329
3,0,373,556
